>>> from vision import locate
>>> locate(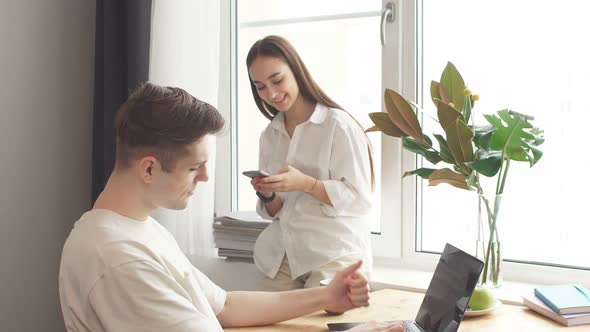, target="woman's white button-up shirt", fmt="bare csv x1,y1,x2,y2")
253,103,373,279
